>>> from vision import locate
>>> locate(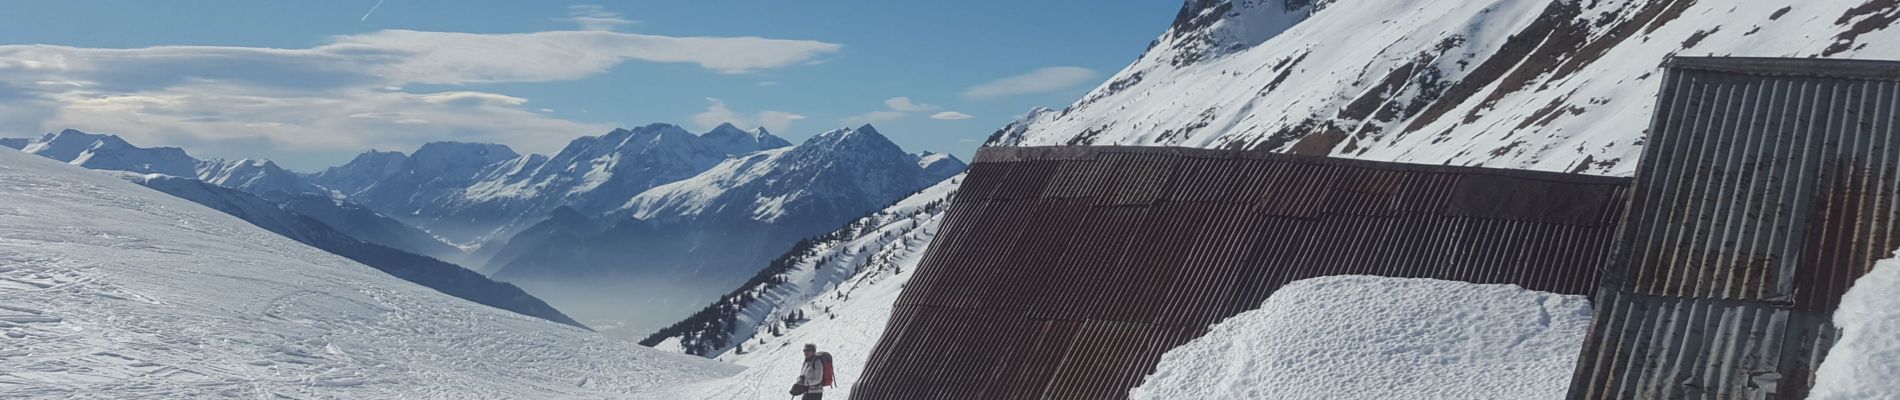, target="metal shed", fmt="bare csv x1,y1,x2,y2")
1567,57,1900,399
852,146,1632,399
